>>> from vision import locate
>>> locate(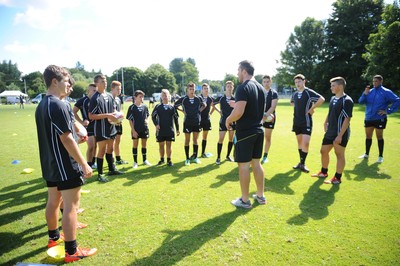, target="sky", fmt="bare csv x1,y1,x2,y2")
0,0,354,81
